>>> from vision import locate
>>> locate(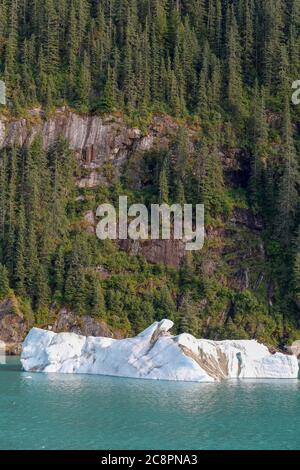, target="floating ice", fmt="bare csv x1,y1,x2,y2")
21,320,299,382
